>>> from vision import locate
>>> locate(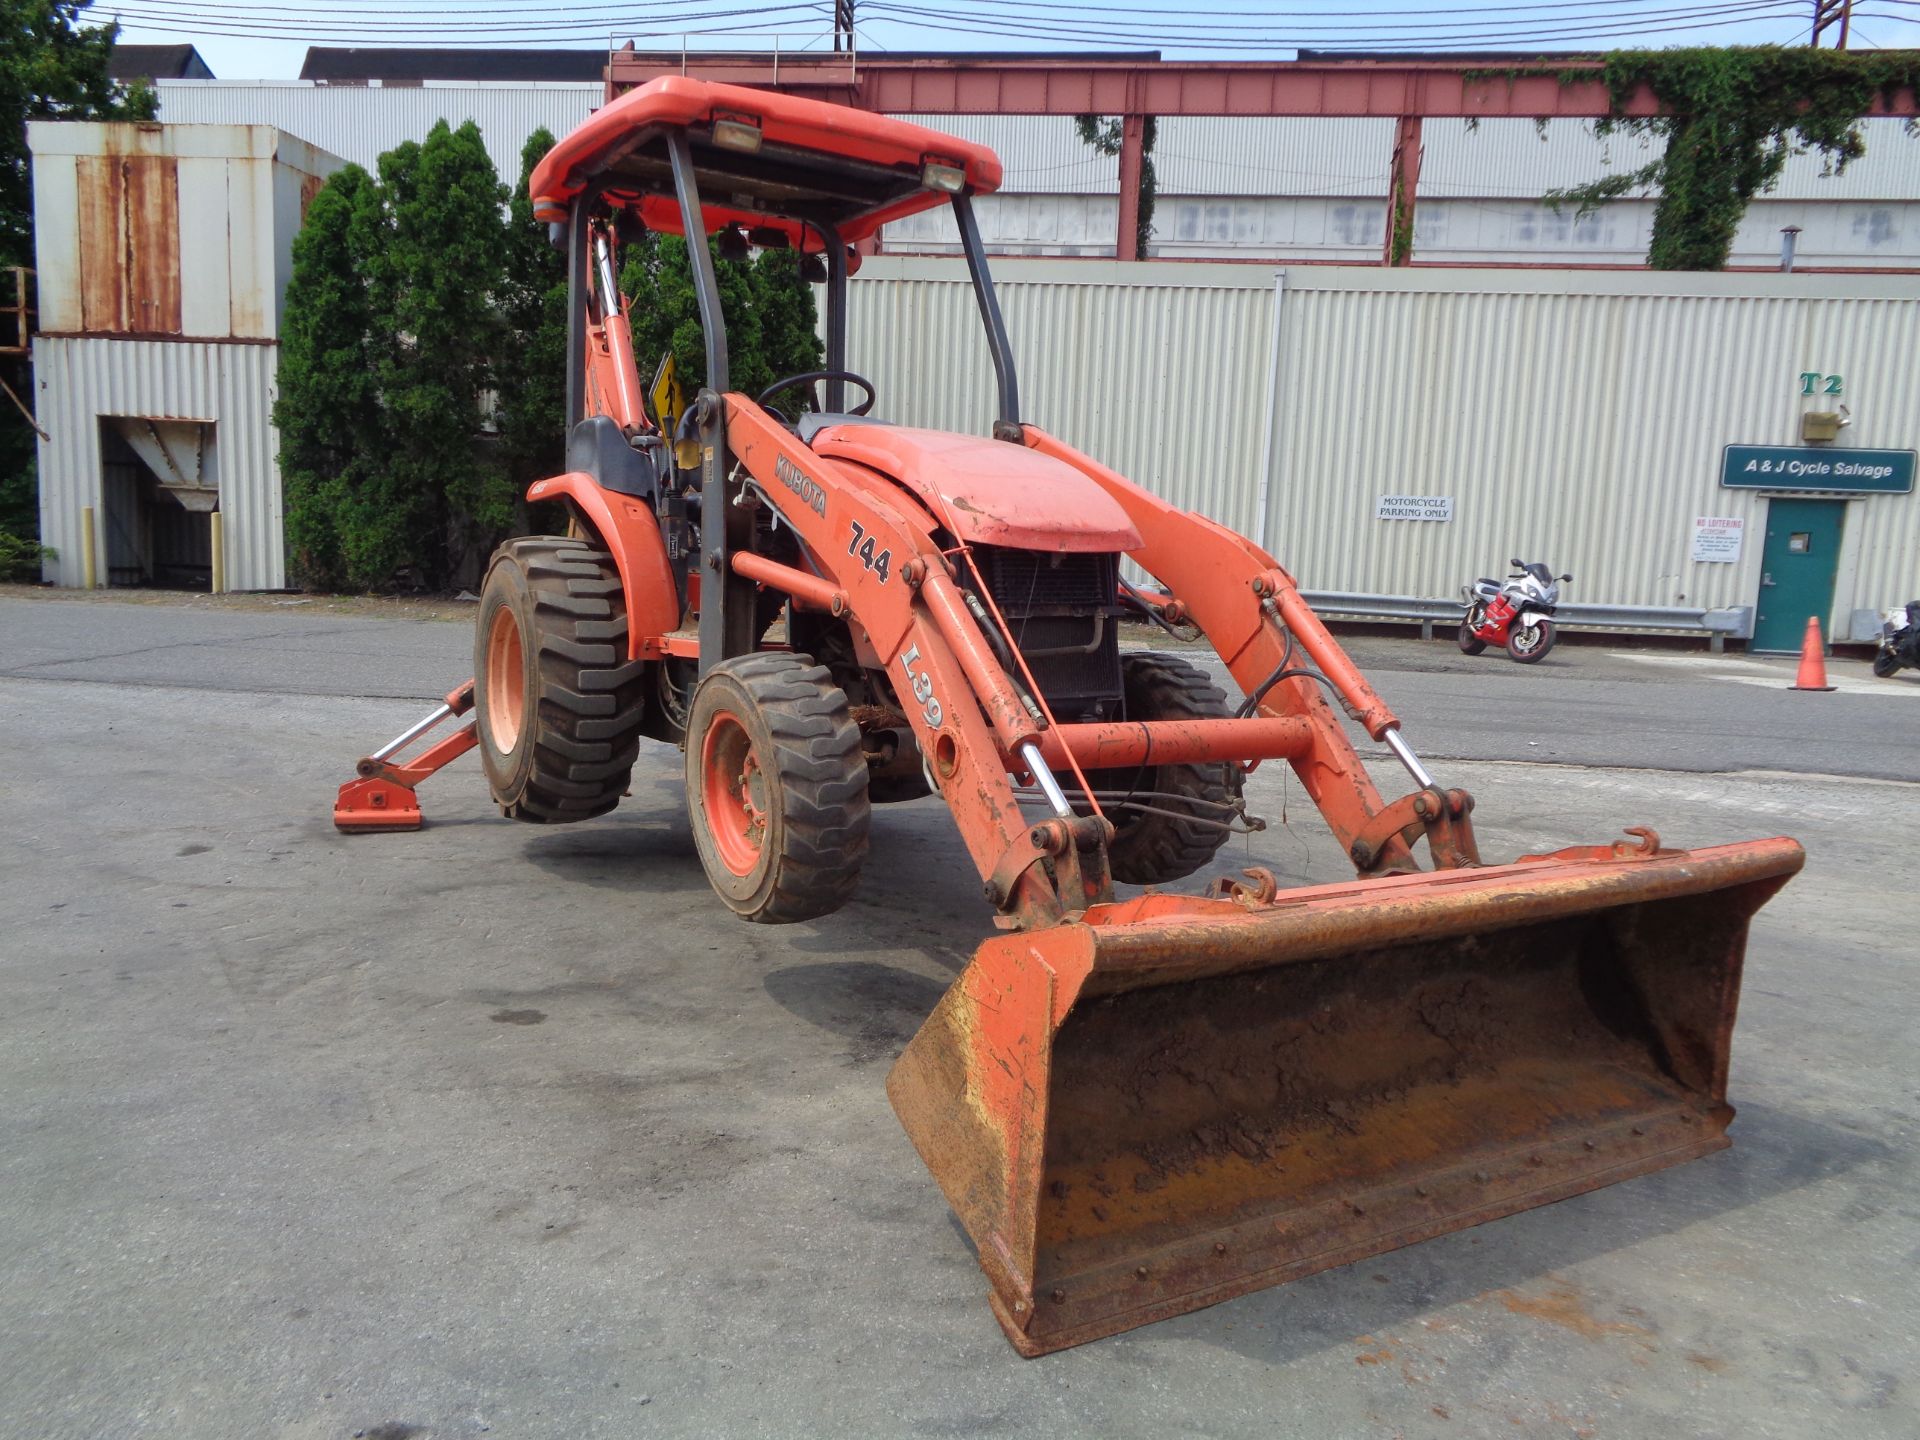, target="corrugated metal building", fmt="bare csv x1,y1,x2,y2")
151,83,1920,267
29,122,343,590
846,257,1920,645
